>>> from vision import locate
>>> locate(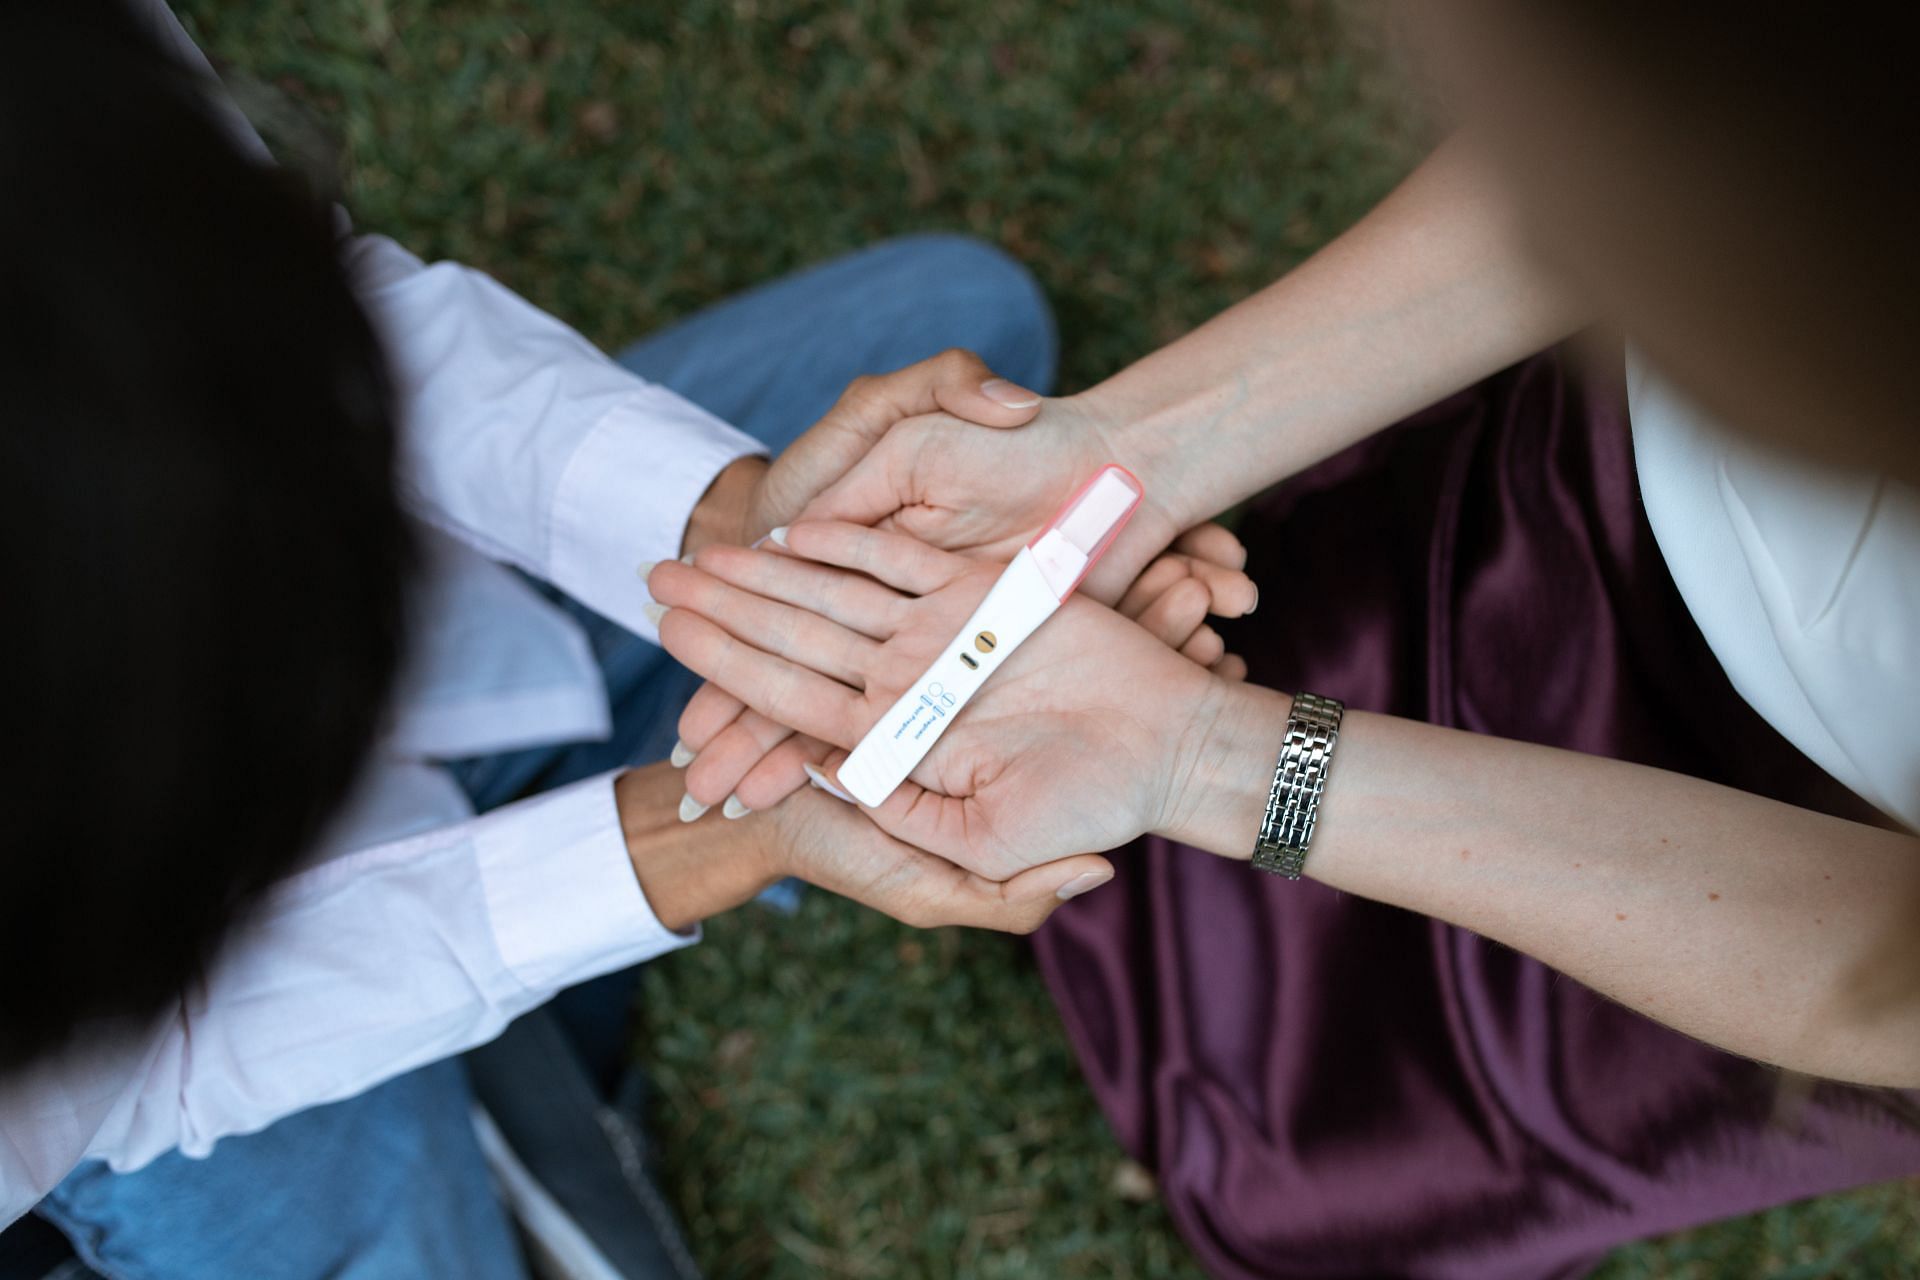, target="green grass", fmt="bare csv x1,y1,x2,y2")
637,897,1199,1279
174,1,1920,1275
